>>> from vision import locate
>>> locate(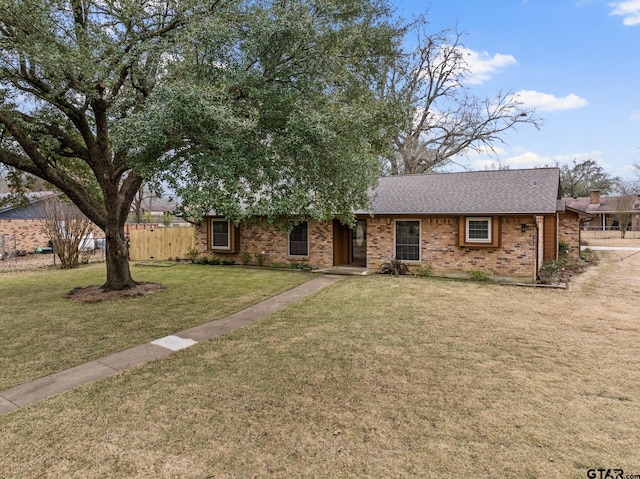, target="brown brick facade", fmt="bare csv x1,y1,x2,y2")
366,216,538,282
195,219,333,269
196,214,557,282
558,210,581,257
0,219,50,253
